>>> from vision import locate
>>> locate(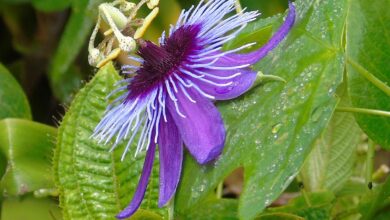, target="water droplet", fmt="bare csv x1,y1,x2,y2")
272,123,283,134
311,106,325,122
328,88,334,96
